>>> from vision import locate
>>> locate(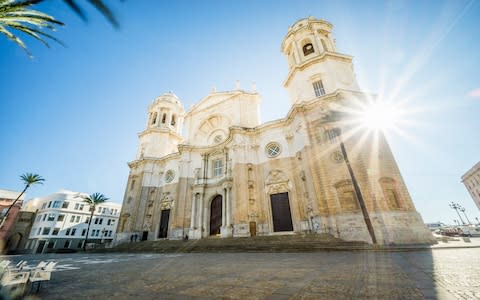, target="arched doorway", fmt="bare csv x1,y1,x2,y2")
209,195,222,235
7,232,22,251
